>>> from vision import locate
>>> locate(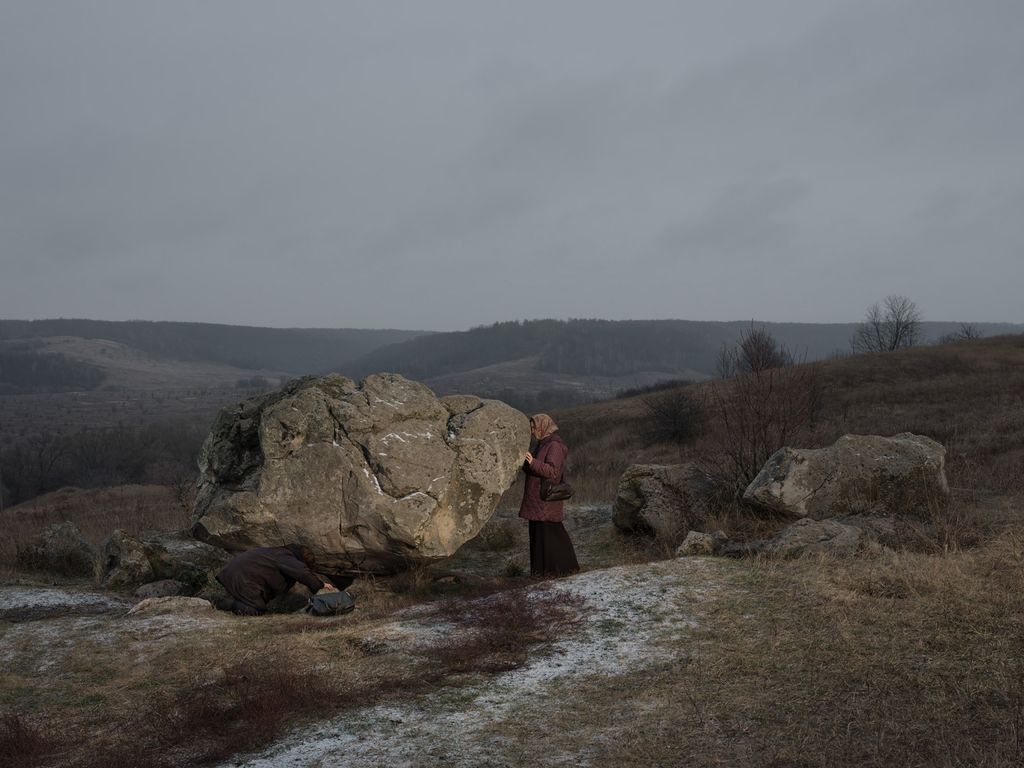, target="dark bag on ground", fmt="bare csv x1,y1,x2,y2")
306,590,355,616
540,475,574,502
